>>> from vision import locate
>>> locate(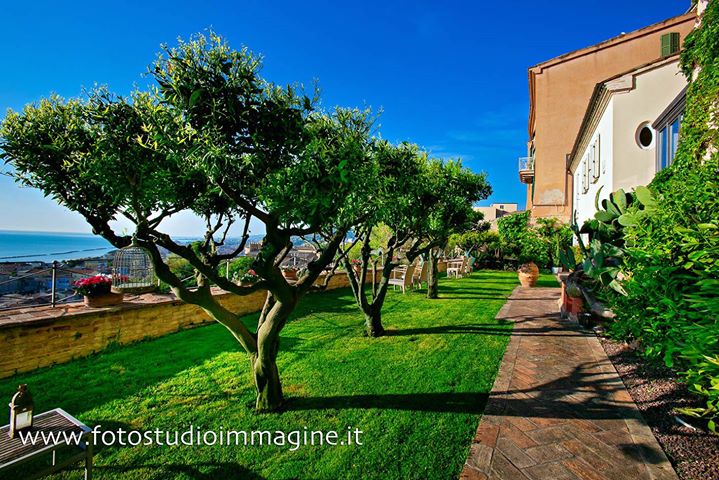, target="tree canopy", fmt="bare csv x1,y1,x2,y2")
0,32,491,410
